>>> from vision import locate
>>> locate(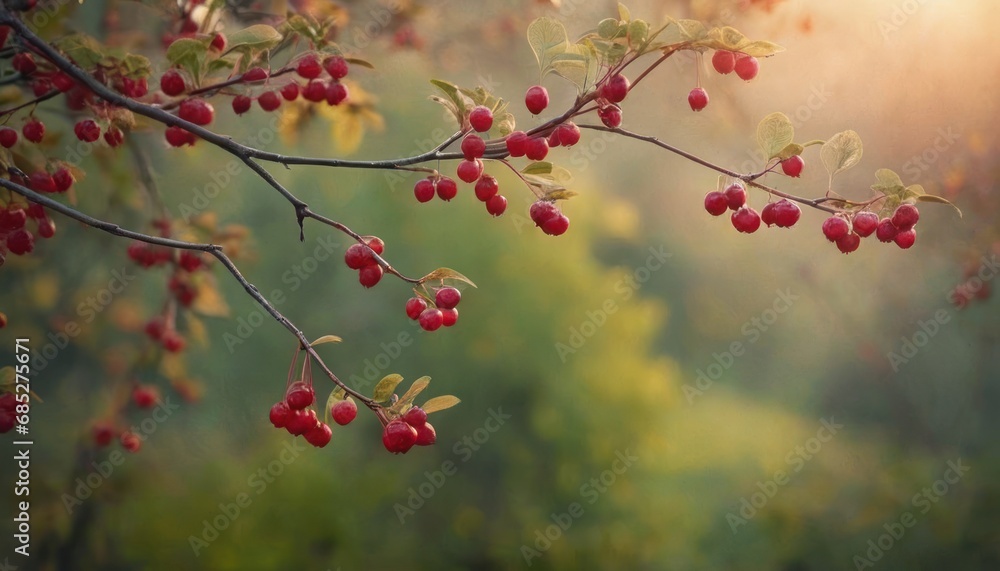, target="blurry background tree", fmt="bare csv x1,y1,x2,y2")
0,0,998,570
